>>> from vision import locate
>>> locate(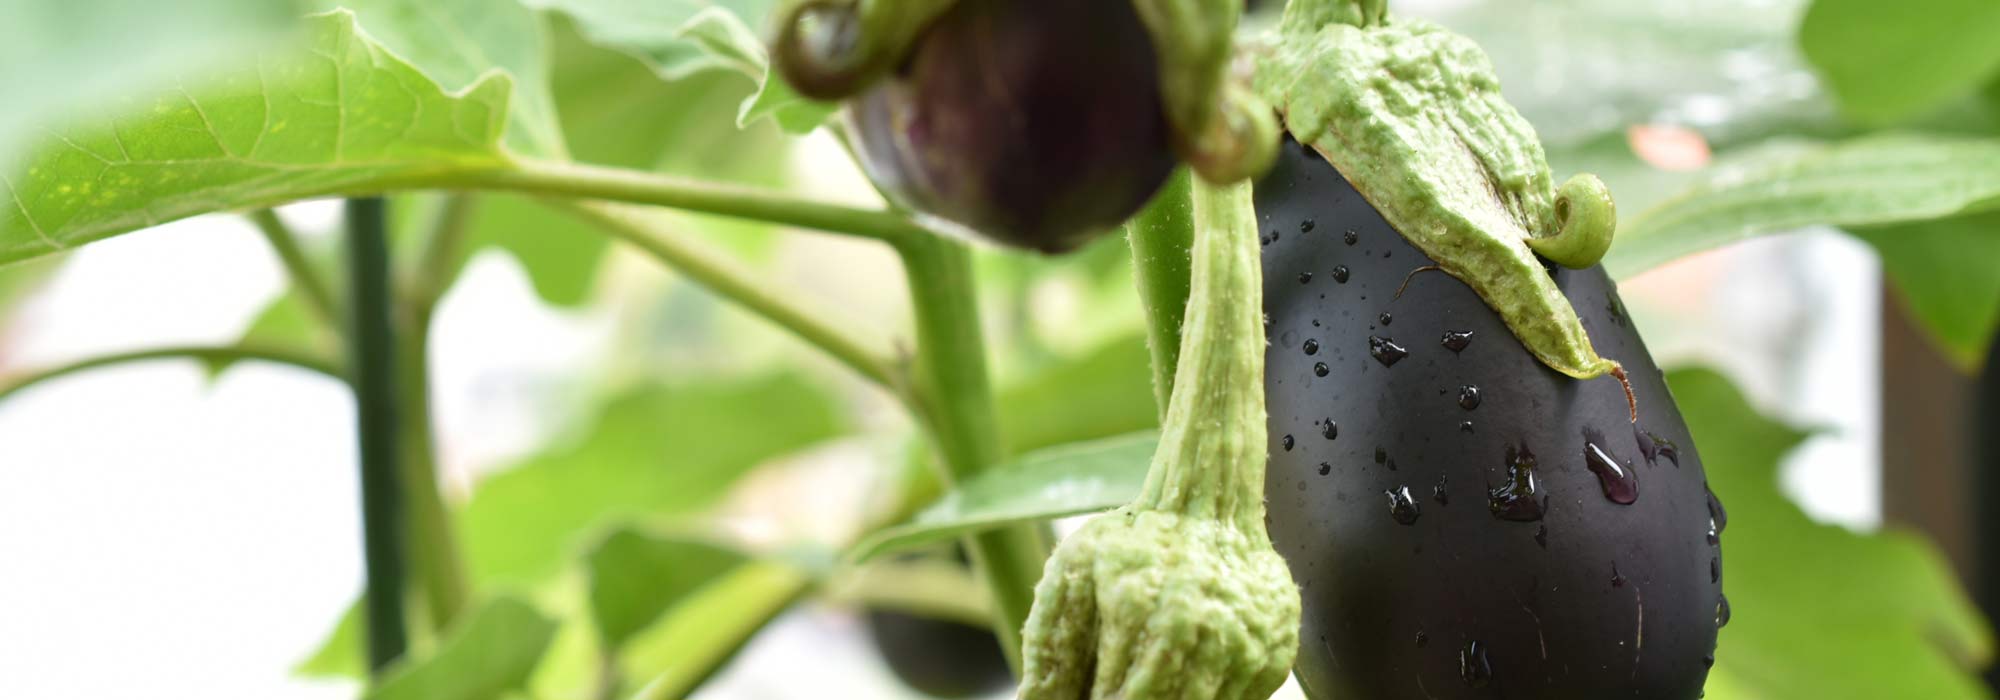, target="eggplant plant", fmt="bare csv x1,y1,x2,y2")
0,0,1996,698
